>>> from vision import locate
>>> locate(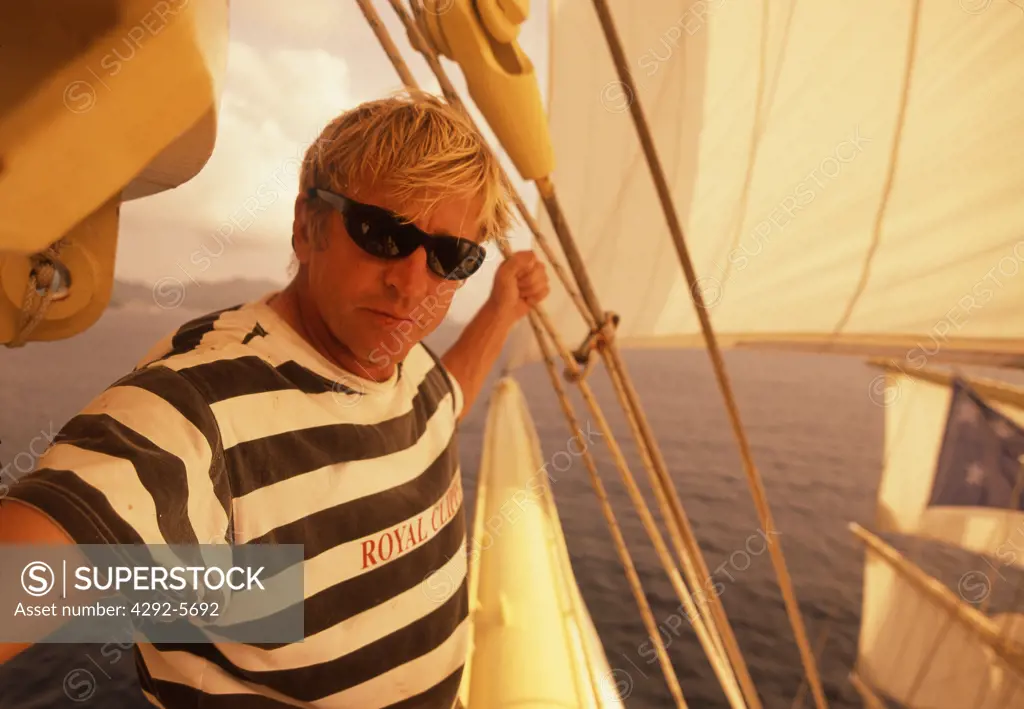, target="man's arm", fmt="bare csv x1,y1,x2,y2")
0,364,229,665
0,500,74,664
442,298,517,422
